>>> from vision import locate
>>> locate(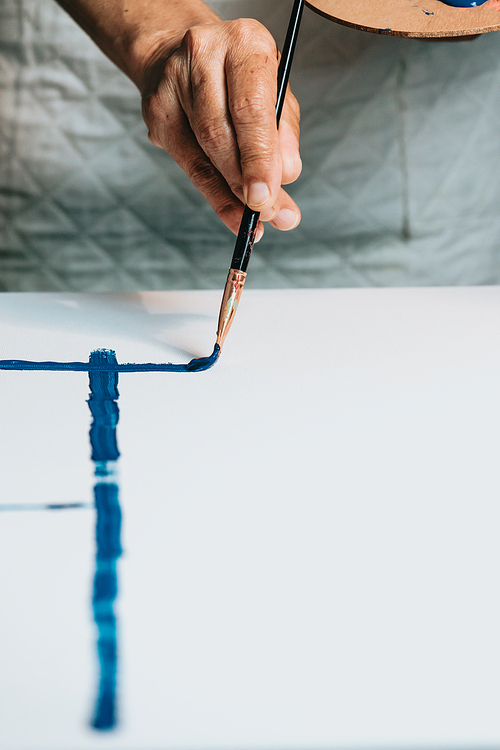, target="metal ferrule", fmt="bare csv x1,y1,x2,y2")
216,269,247,349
